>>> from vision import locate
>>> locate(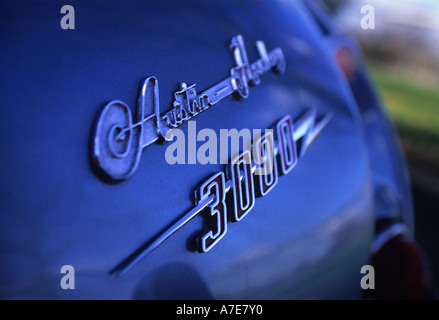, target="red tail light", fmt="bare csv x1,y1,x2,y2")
335,46,355,80
366,235,433,299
